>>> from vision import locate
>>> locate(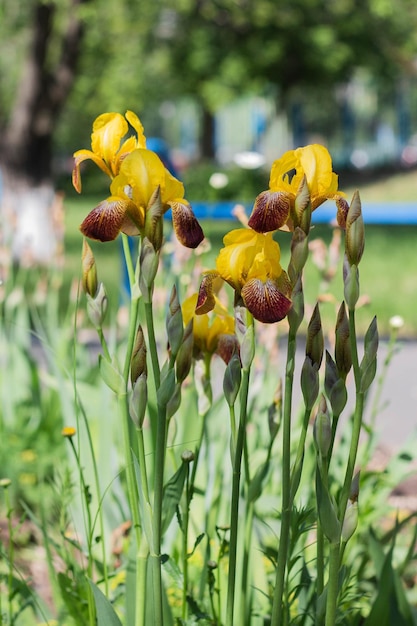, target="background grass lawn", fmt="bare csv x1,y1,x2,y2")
63,170,417,337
